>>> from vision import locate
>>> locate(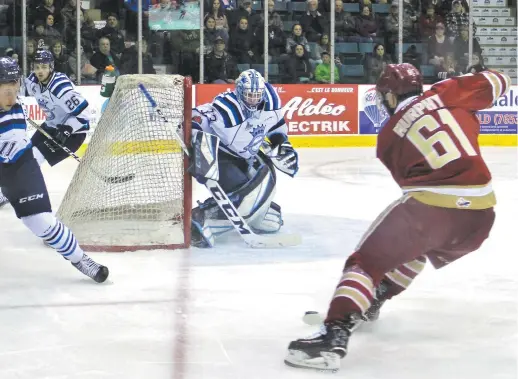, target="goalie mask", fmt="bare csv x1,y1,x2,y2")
236,69,266,112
